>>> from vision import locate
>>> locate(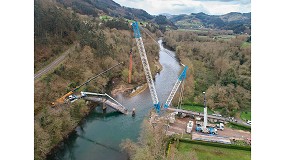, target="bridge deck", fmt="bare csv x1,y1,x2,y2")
167,108,226,121
83,96,127,114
